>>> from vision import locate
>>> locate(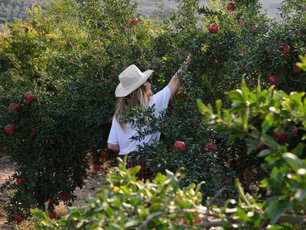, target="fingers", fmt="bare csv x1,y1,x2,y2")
173,53,193,79
185,53,192,65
